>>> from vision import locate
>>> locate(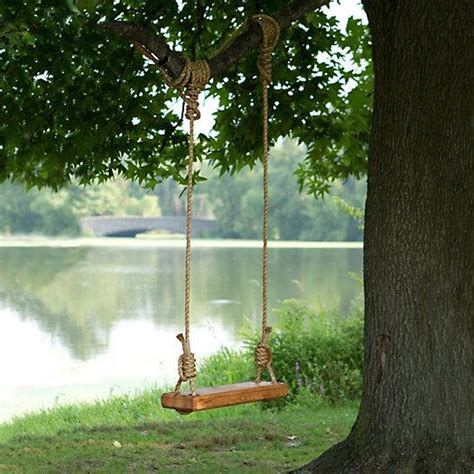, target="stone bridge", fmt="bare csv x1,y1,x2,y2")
79,216,217,238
